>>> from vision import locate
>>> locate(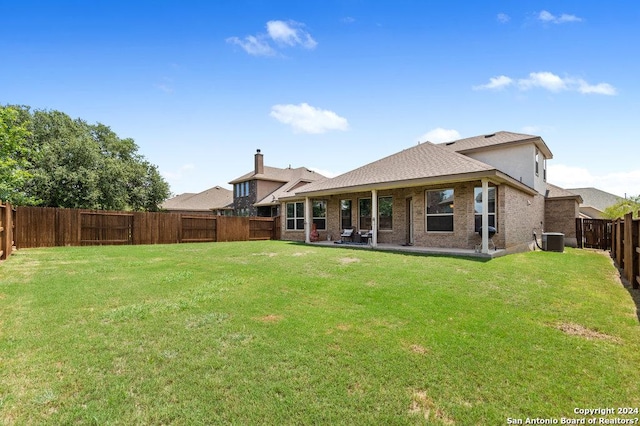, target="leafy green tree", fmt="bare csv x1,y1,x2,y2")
8,107,170,210
602,196,640,219
0,106,37,205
